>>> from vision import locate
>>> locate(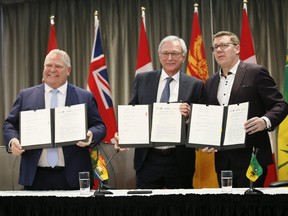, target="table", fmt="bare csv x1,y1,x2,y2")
1,188,288,216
